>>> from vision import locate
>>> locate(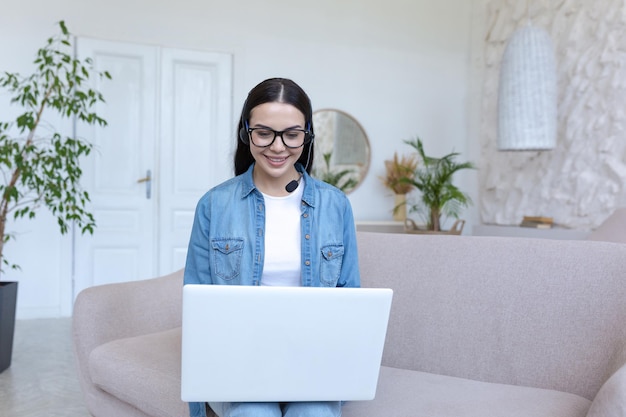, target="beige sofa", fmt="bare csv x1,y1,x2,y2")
73,232,626,417
588,207,626,243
